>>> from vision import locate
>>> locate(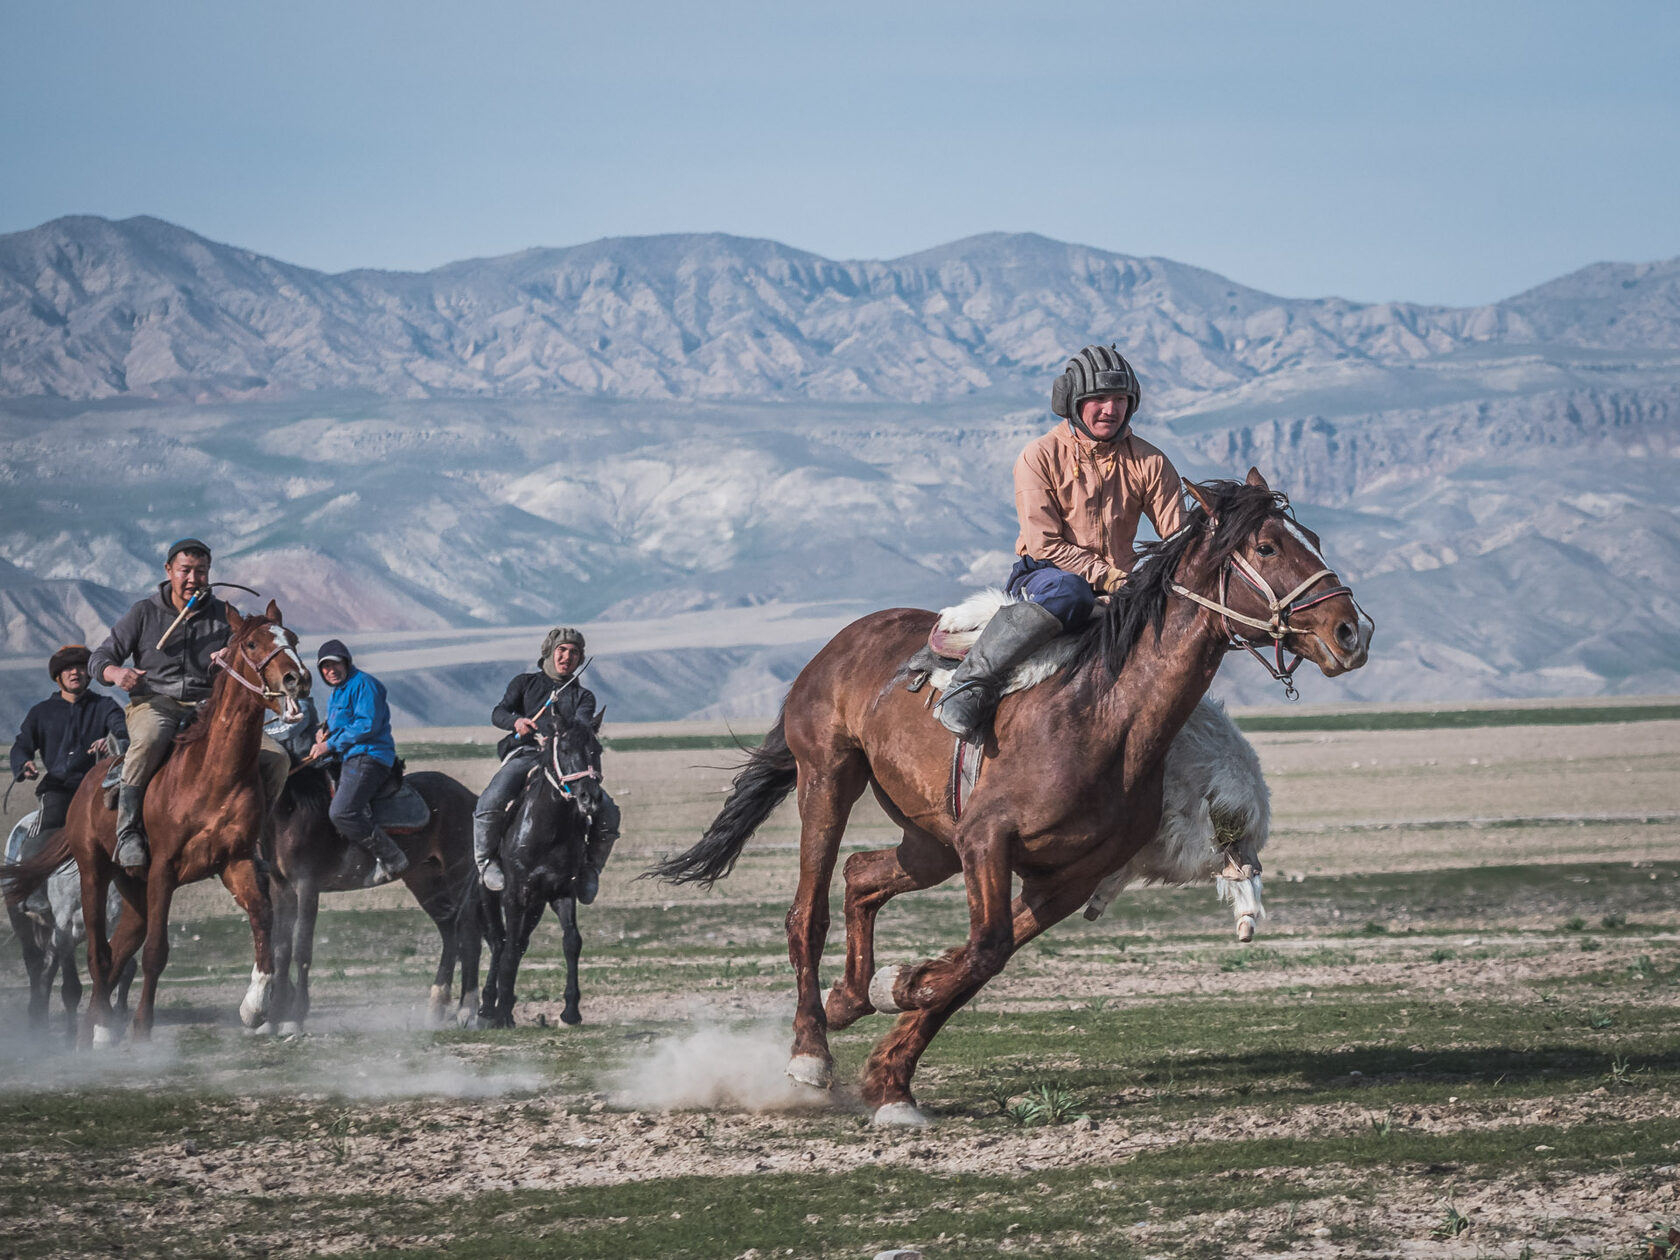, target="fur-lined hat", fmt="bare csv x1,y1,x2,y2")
49,644,91,681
